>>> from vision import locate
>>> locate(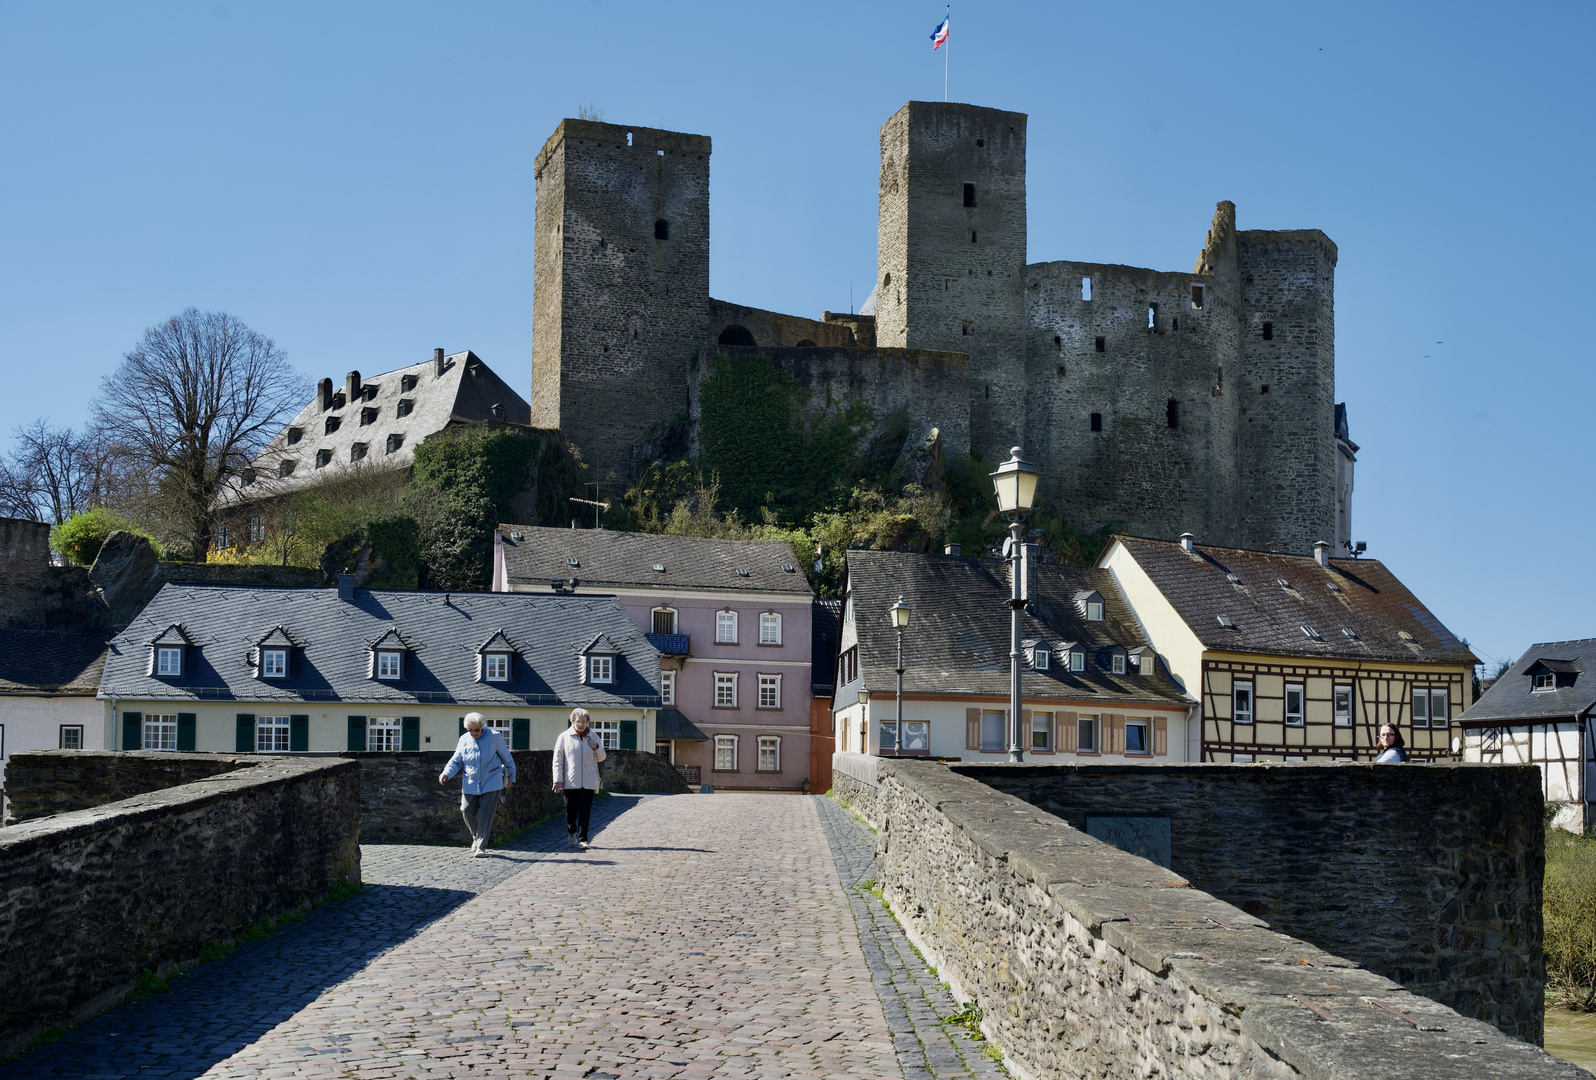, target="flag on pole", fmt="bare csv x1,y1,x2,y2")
930,15,950,50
